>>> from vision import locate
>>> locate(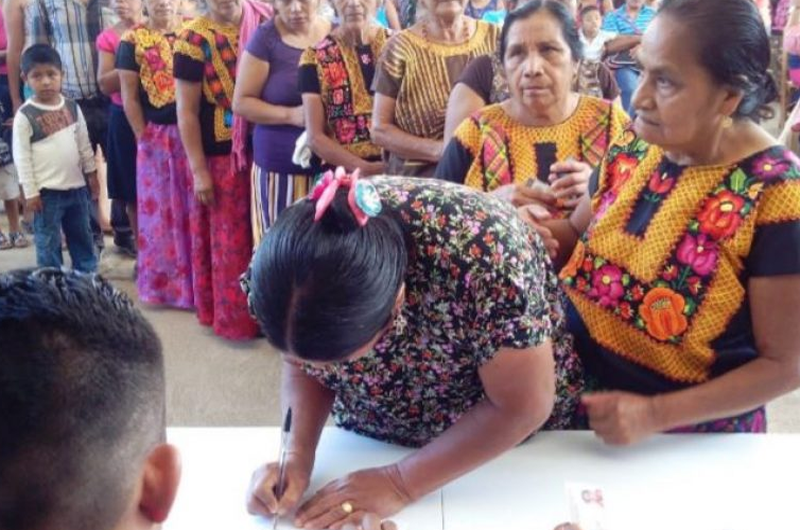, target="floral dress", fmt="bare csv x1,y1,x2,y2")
561,128,800,432
302,177,583,447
